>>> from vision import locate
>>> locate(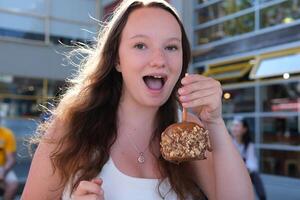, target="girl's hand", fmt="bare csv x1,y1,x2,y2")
72,178,104,200
178,74,223,124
